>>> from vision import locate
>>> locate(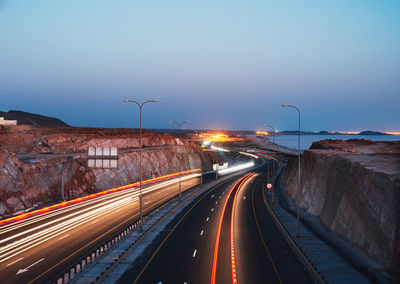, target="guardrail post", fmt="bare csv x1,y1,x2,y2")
76,263,81,273
70,268,75,279
64,272,69,283
57,277,63,284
